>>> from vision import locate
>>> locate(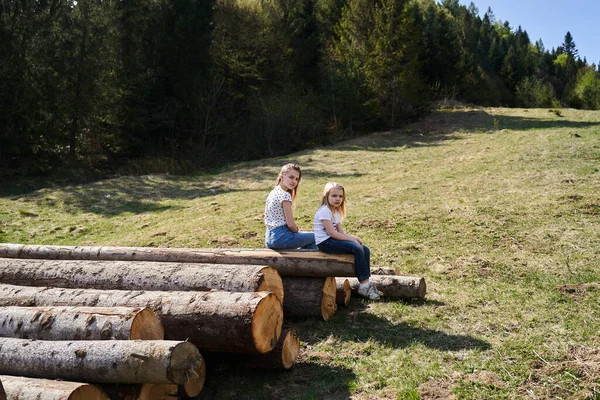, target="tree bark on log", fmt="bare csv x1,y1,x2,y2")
0,338,202,384
347,275,426,298
282,277,337,320
0,375,108,400
0,306,163,341
240,327,300,370
334,278,351,306
0,258,283,303
0,284,282,354
370,267,399,275
0,244,354,277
